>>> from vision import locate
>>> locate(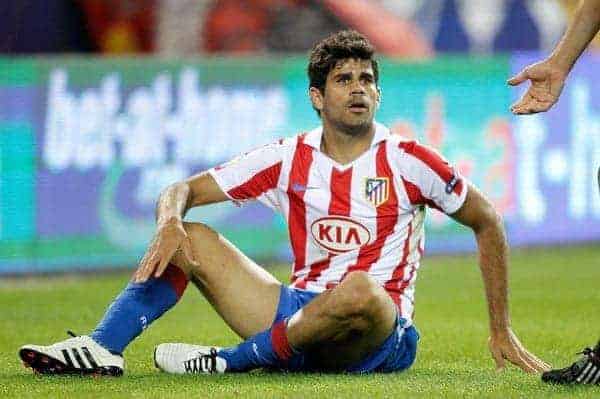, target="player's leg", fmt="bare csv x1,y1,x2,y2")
155,271,405,374
20,251,192,374
19,265,190,375
284,270,398,369
169,221,282,339
20,221,282,375
88,220,282,354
